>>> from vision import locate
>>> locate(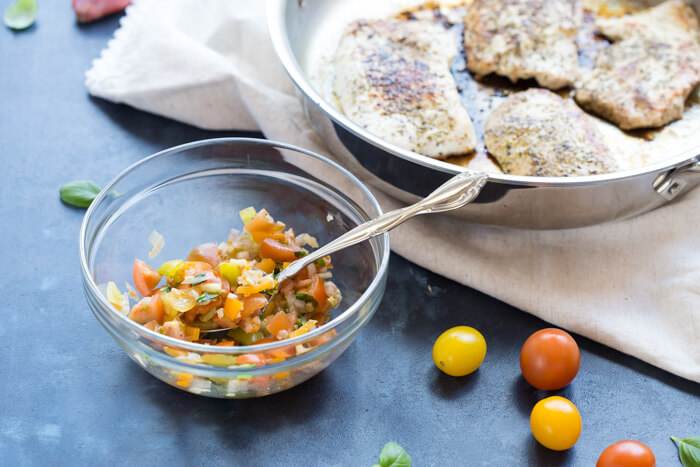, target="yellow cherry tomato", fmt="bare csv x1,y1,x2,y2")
432,326,487,376
530,396,582,451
